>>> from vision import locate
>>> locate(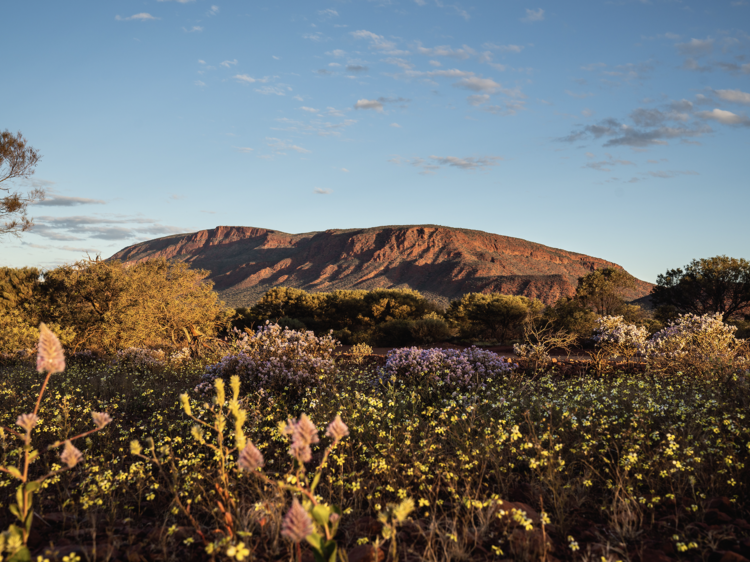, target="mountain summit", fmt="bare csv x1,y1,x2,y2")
110,225,652,307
